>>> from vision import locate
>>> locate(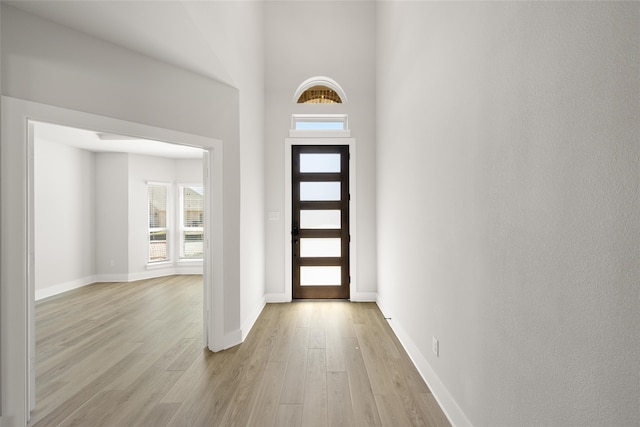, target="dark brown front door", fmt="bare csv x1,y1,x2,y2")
292,145,349,299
